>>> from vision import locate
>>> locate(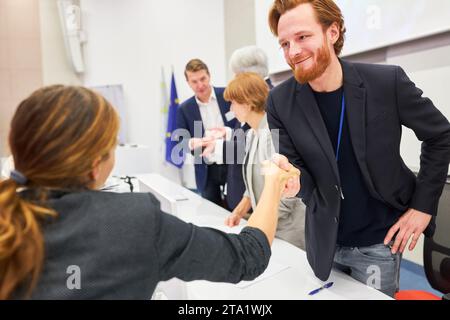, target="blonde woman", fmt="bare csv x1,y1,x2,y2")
224,73,305,250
